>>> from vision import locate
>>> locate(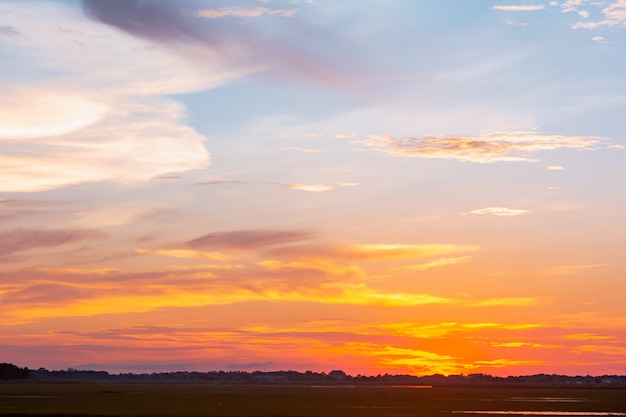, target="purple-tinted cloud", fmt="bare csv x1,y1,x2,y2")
0,26,19,37
0,199,67,208
81,0,213,46
0,228,104,257
187,229,315,251
80,0,362,88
